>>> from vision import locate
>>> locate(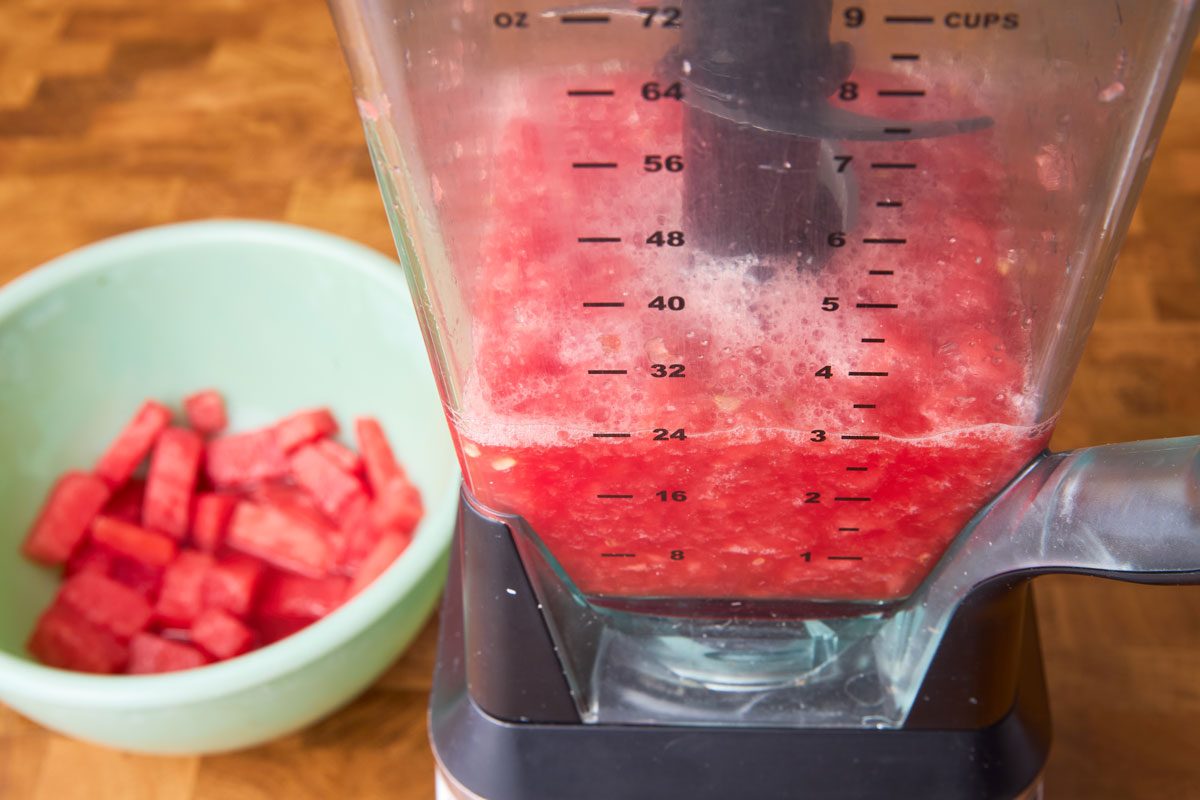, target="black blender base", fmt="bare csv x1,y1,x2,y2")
430,500,1051,800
